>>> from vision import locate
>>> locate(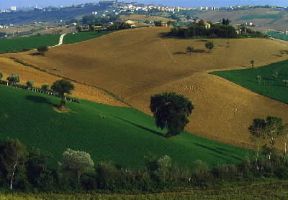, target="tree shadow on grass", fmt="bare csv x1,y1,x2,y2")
193,142,243,161
114,116,166,138
26,95,56,106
